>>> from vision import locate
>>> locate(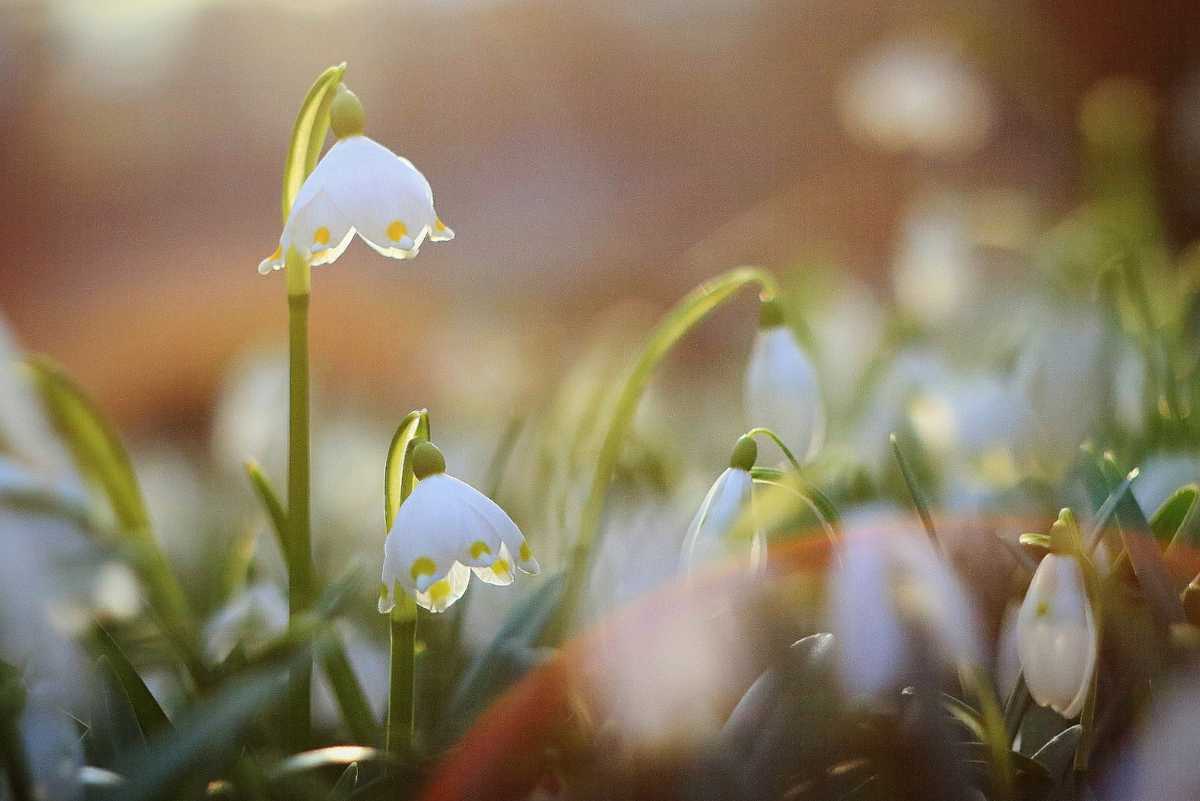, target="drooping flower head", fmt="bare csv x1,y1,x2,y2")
680,434,763,573
379,441,538,614
259,84,453,274
830,517,983,701
1016,508,1099,718
744,299,826,463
